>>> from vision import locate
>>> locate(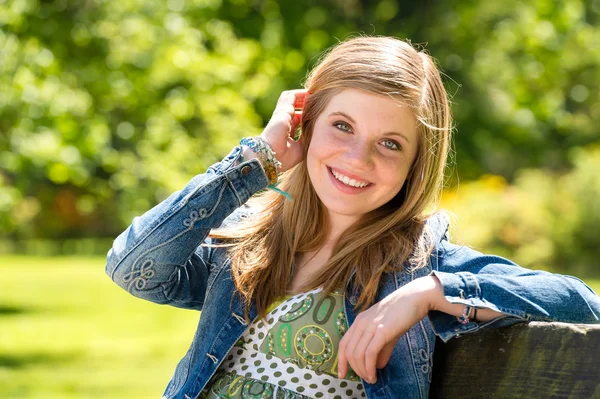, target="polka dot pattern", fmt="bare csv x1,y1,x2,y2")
201,288,366,398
